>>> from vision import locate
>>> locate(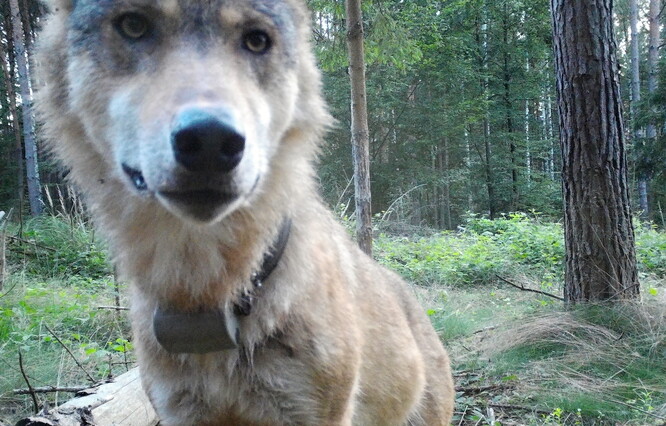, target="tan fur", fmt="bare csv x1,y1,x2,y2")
34,0,454,424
